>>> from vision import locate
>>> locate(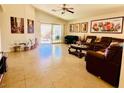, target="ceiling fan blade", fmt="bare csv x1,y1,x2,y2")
52,9,56,11
52,4,74,14
66,9,74,13
68,8,74,9
52,9,62,12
